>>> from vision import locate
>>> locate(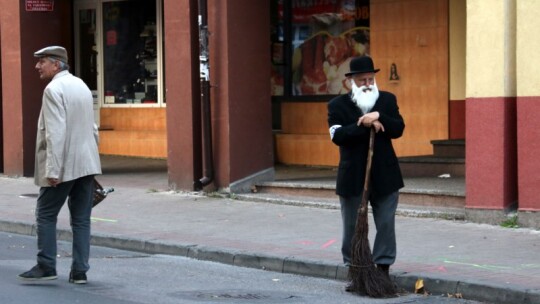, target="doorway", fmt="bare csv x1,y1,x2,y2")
74,0,166,159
